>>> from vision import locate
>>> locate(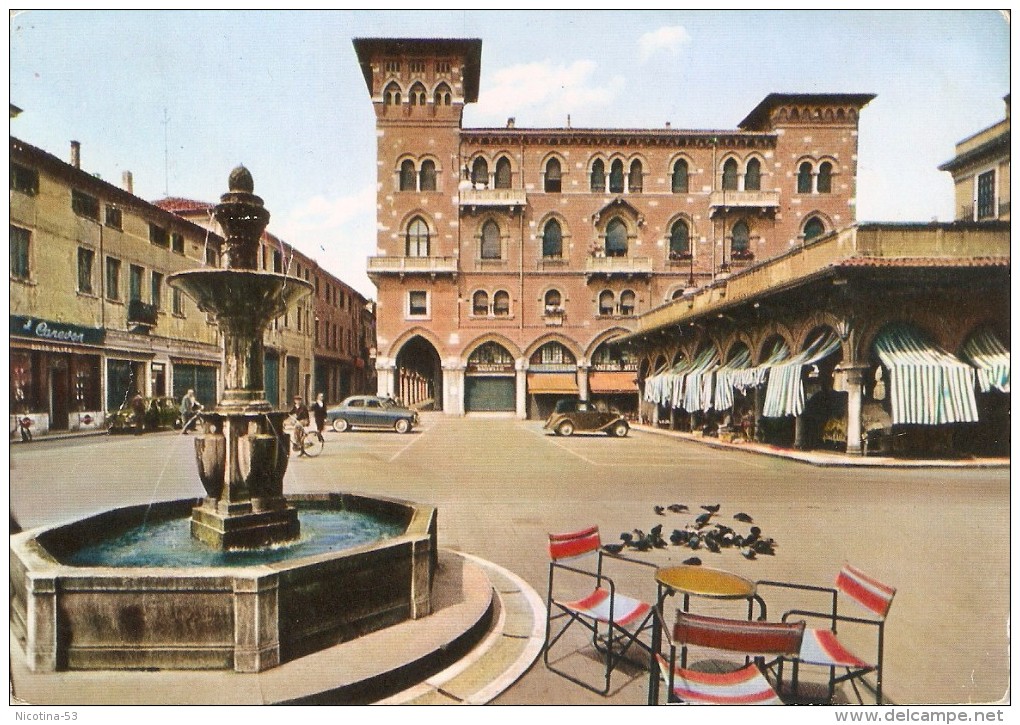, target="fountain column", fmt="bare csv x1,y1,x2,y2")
169,167,312,549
